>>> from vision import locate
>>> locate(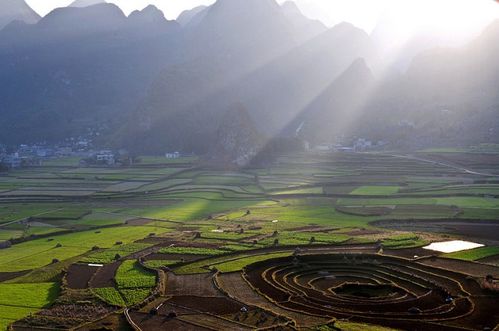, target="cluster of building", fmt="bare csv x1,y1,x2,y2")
0,137,99,169
165,151,181,159
311,138,388,153
0,144,71,169
79,149,133,166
